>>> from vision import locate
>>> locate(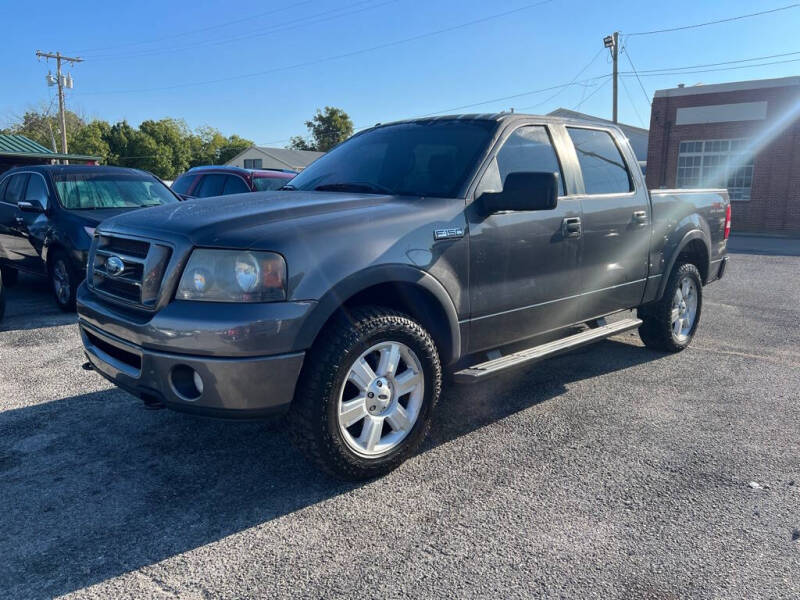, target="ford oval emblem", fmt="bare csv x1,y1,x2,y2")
106,256,125,277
